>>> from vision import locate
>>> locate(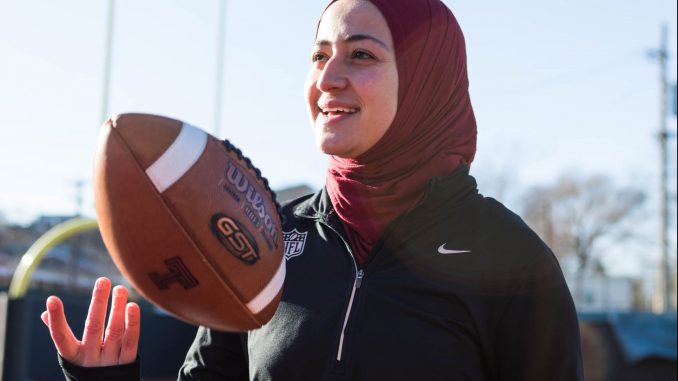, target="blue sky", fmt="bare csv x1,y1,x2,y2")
1,0,676,277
